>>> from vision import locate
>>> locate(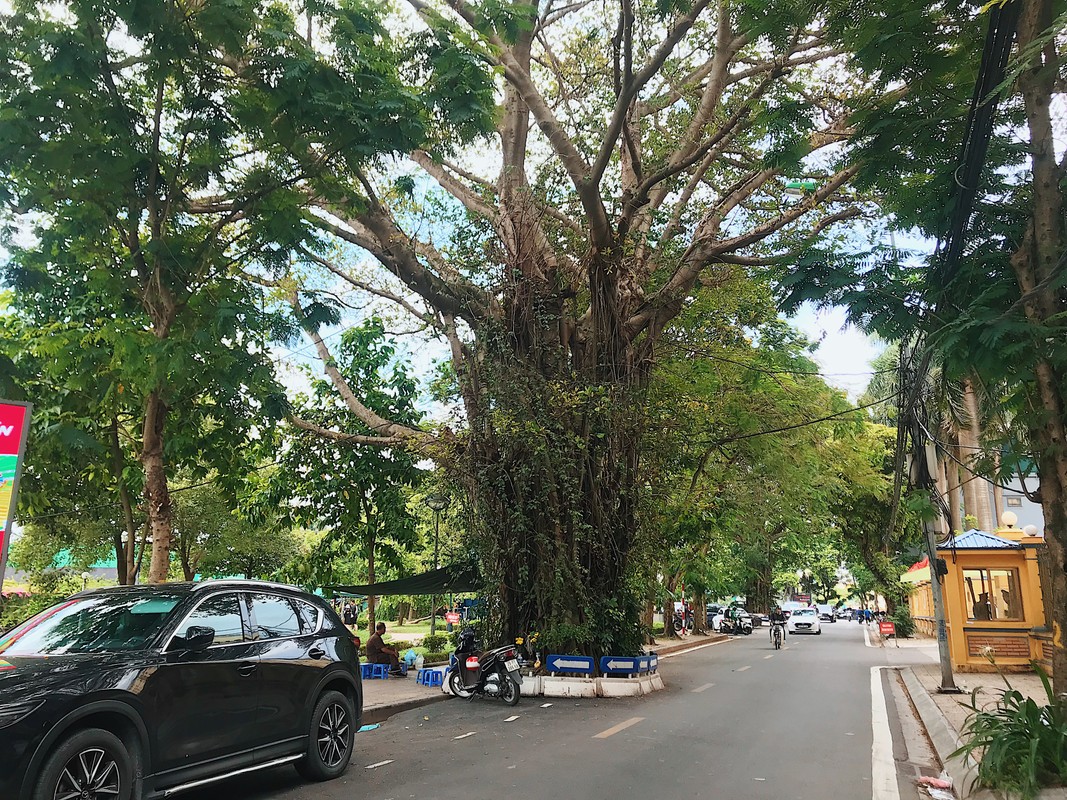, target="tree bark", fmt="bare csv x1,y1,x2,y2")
143,391,173,584
1013,0,1067,696
945,443,963,534
108,417,139,585
366,527,377,638
961,379,994,532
